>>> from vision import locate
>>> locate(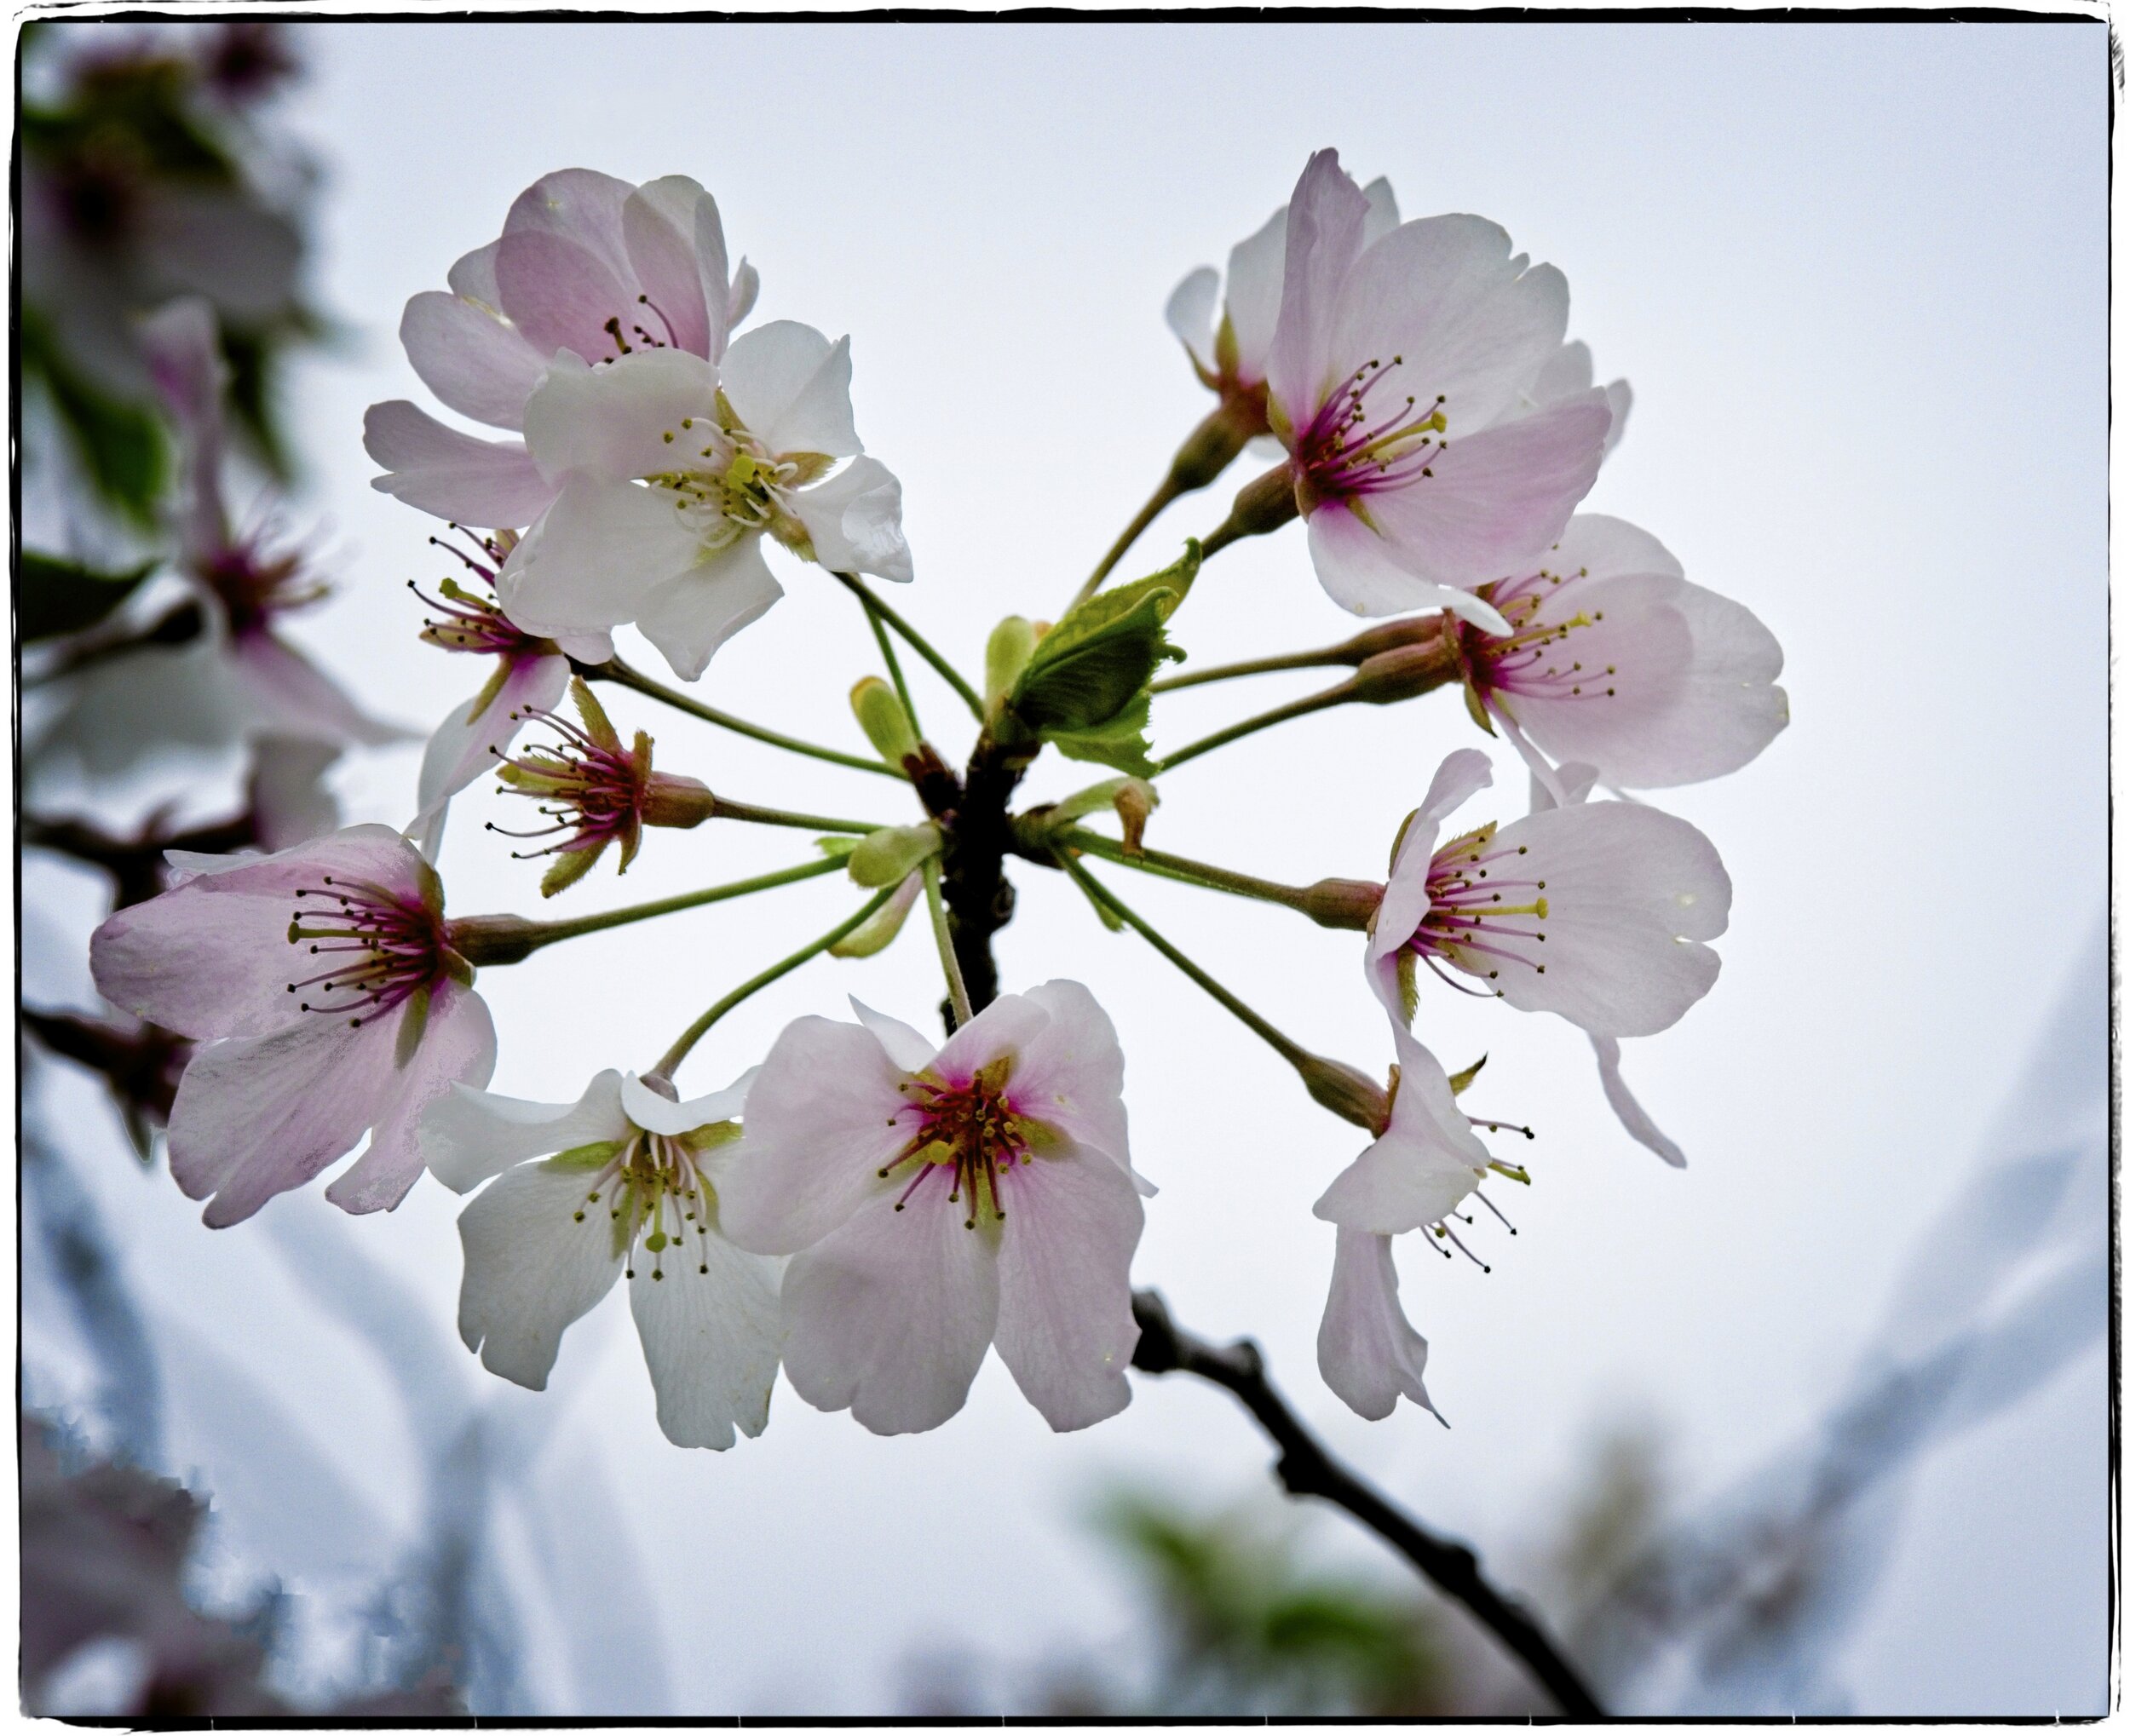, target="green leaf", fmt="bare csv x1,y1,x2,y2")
22,312,168,525
1044,690,1160,779
1006,542,1199,739
19,550,158,642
